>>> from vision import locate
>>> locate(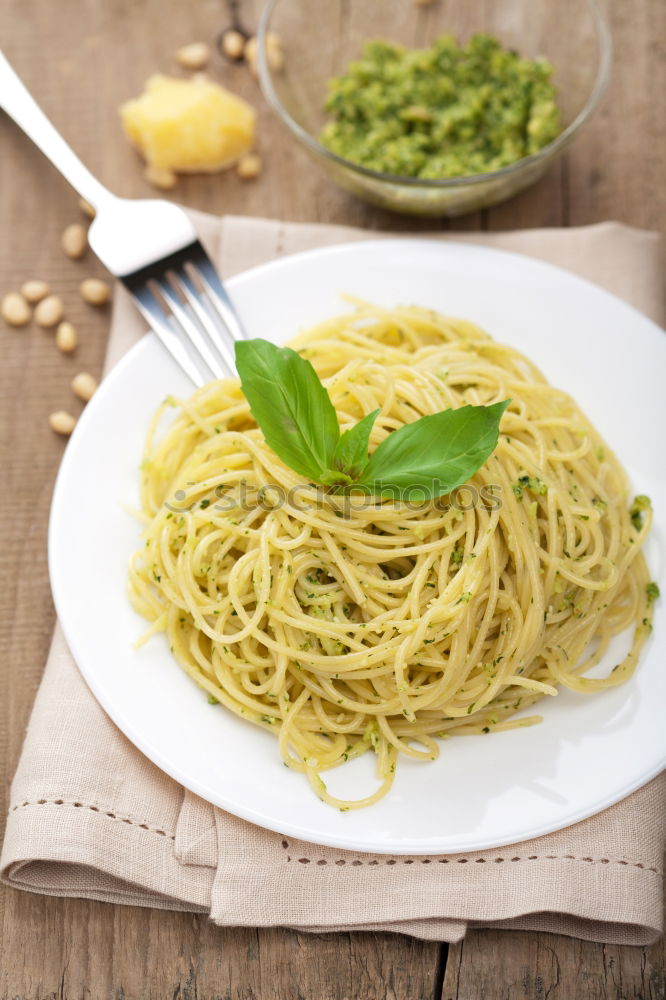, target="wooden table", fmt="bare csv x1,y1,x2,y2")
1,1,664,996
